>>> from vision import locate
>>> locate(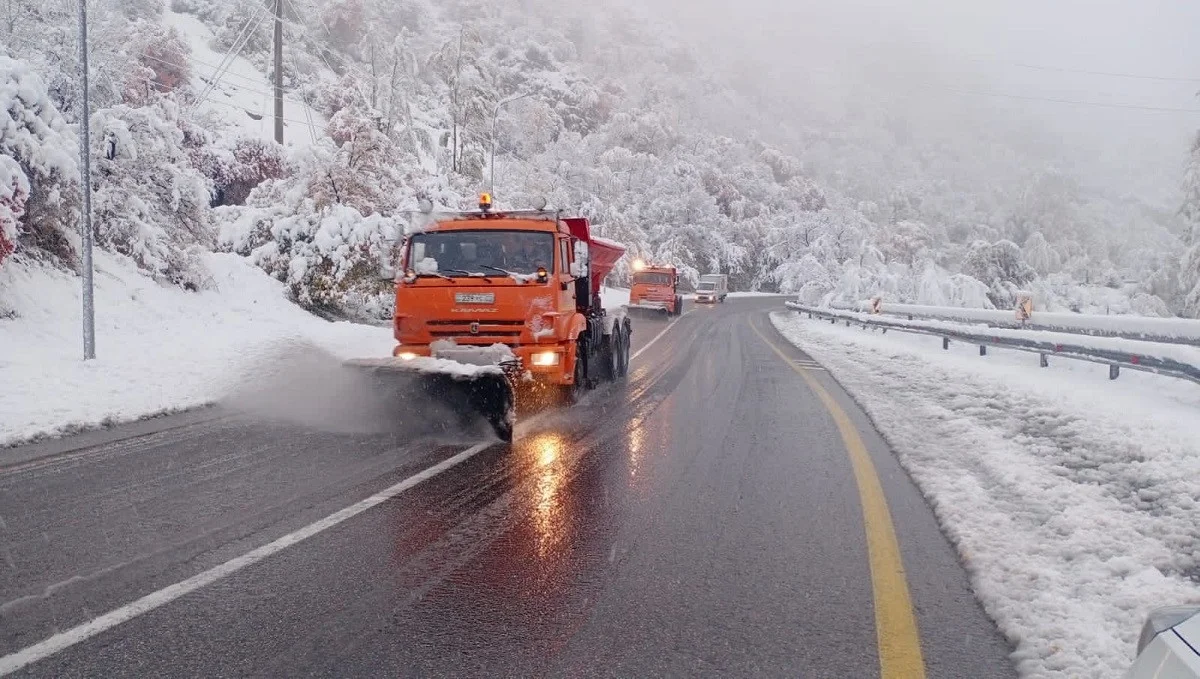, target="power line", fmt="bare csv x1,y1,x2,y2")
974,58,1200,84
192,1,271,110
921,83,1200,114
201,95,316,126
